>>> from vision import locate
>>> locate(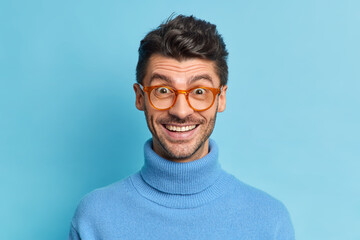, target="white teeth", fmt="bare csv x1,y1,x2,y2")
165,125,196,132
